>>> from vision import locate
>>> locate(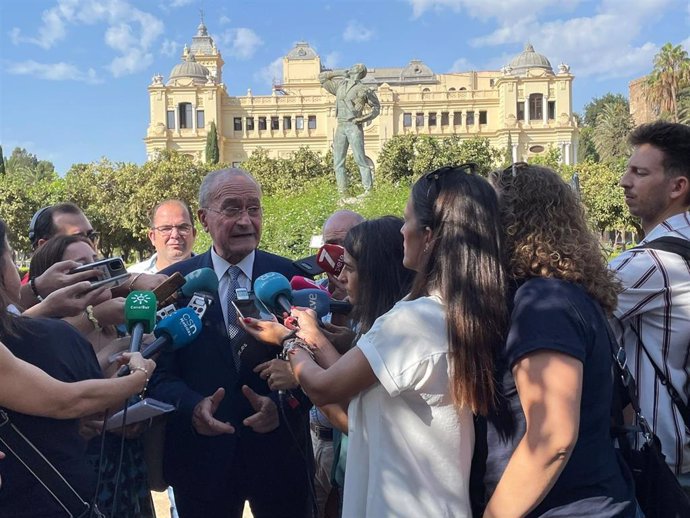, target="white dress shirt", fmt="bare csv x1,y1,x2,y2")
210,247,255,329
